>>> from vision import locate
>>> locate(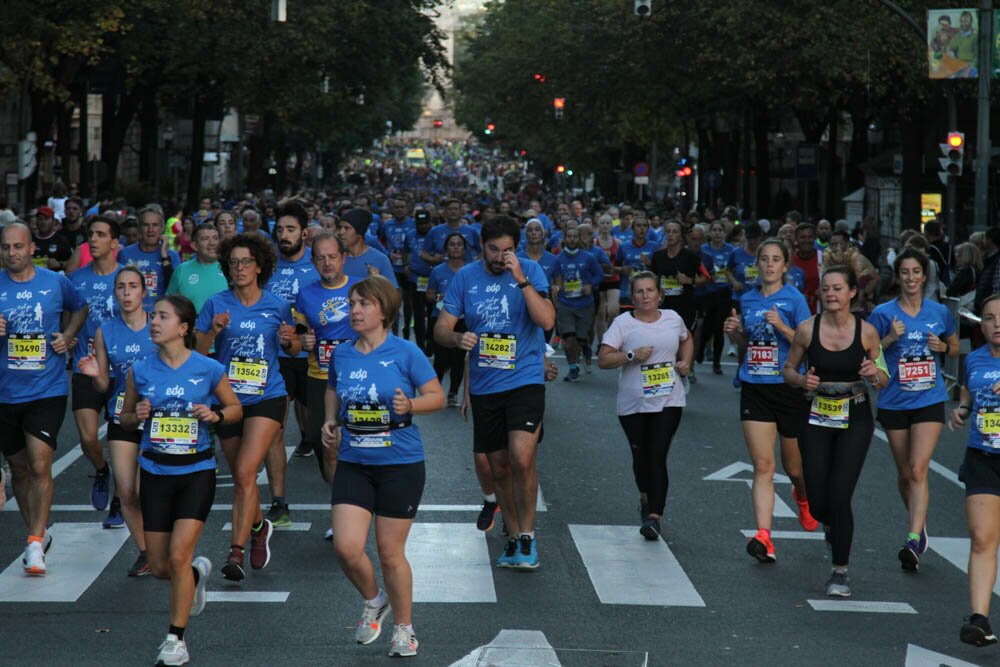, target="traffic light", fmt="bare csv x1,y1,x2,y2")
938,132,965,179
533,73,546,83
634,0,652,16
485,122,496,135
675,157,692,178
556,165,566,174
553,97,565,120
